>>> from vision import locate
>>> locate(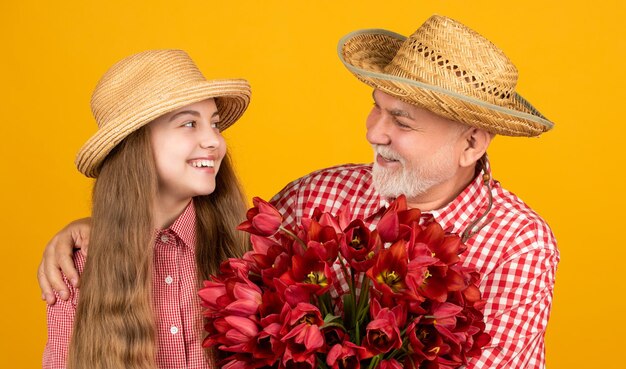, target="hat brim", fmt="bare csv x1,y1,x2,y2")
76,79,251,178
338,29,554,137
